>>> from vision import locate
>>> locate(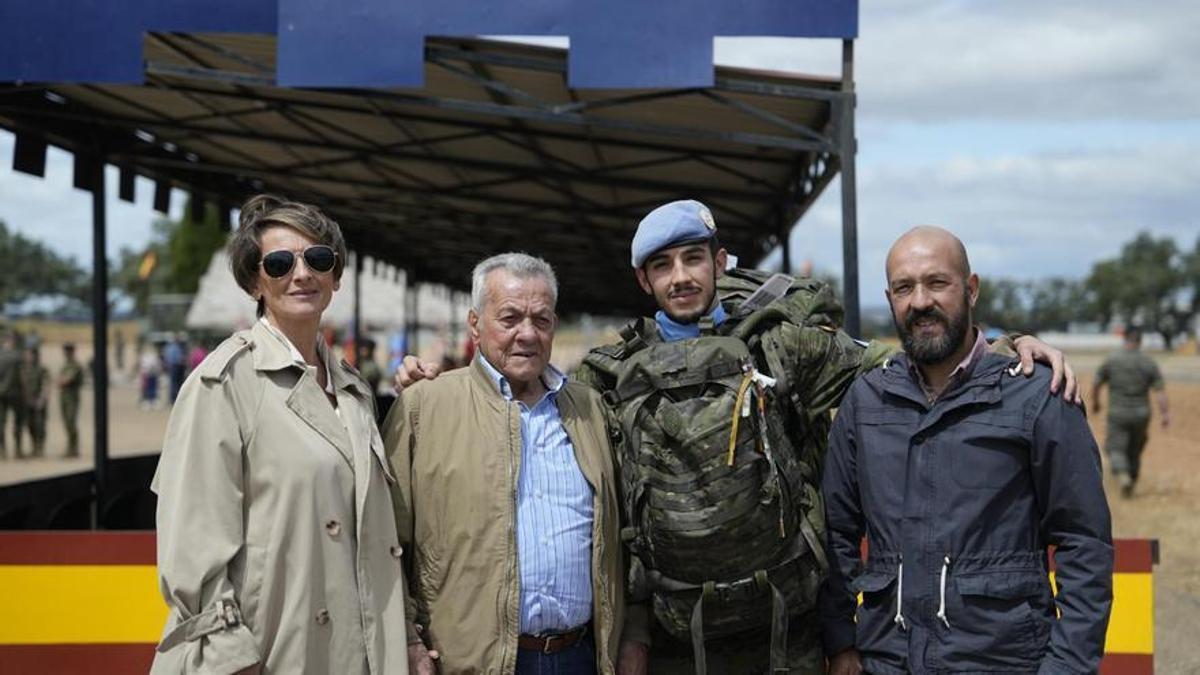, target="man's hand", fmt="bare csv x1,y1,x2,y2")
827,648,863,675
1013,335,1080,405
408,642,440,675
393,355,442,391
617,640,649,675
